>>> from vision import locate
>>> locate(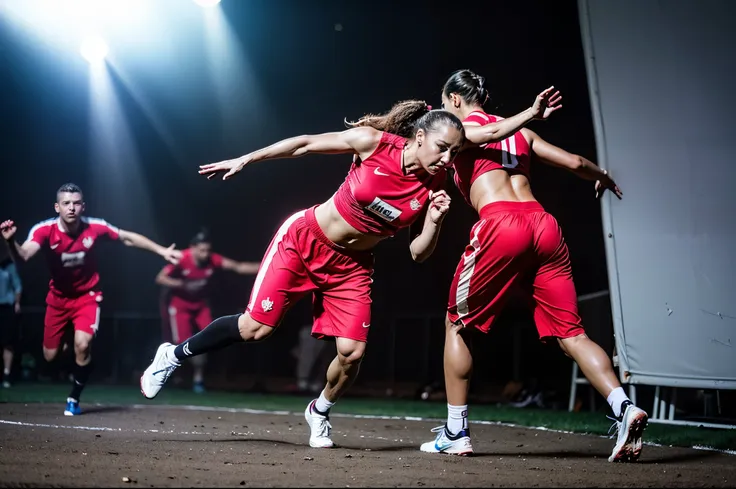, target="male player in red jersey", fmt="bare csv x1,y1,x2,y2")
1,183,181,416
141,88,558,449
156,228,259,393
418,69,647,463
